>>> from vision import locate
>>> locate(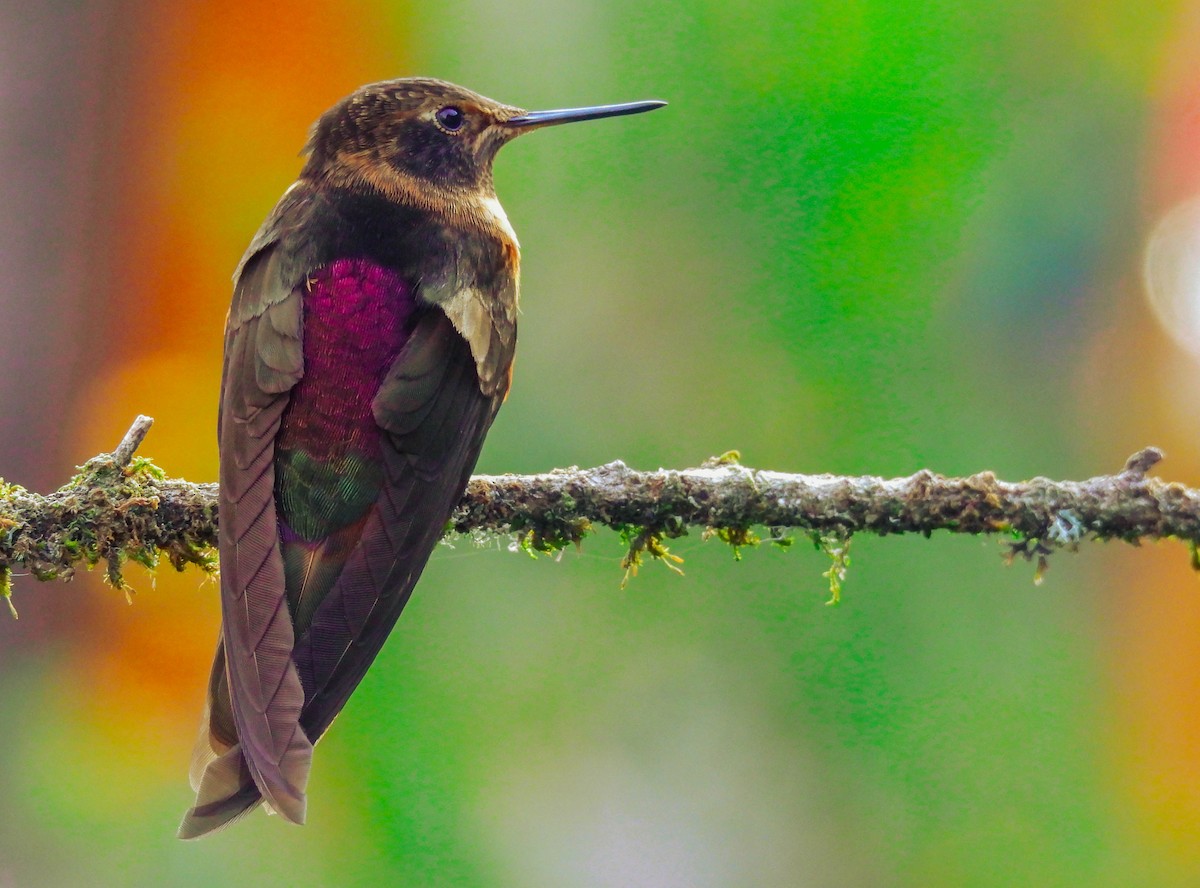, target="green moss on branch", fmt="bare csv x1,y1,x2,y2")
2,420,1198,607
